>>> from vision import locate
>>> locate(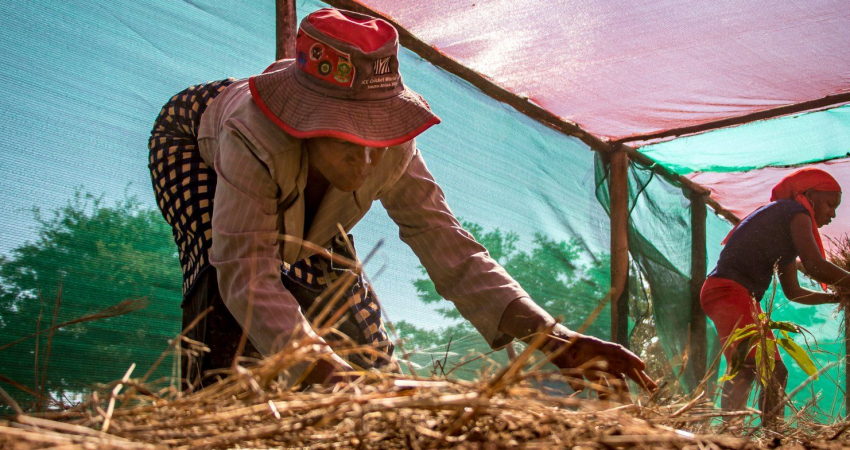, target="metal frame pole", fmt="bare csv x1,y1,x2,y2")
689,192,708,384
609,149,630,348
276,0,297,60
